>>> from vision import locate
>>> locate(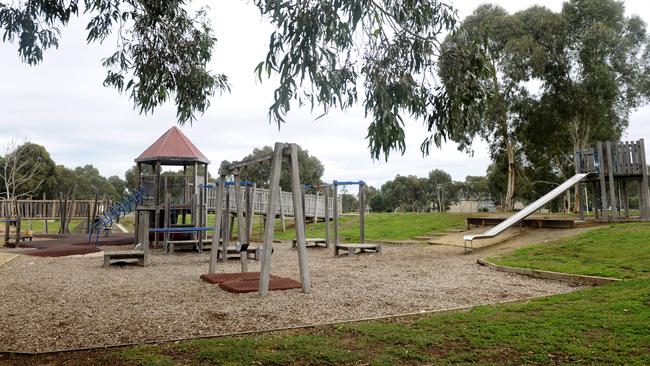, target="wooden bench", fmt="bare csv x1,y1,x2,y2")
217,245,261,260
335,243,382,257
167,239,212,253
292,238,328,248
103,250,148,266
